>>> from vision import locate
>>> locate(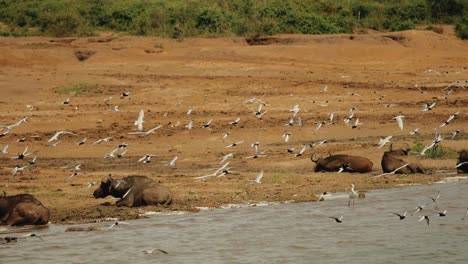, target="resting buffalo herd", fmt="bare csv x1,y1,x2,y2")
1,147,467,226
